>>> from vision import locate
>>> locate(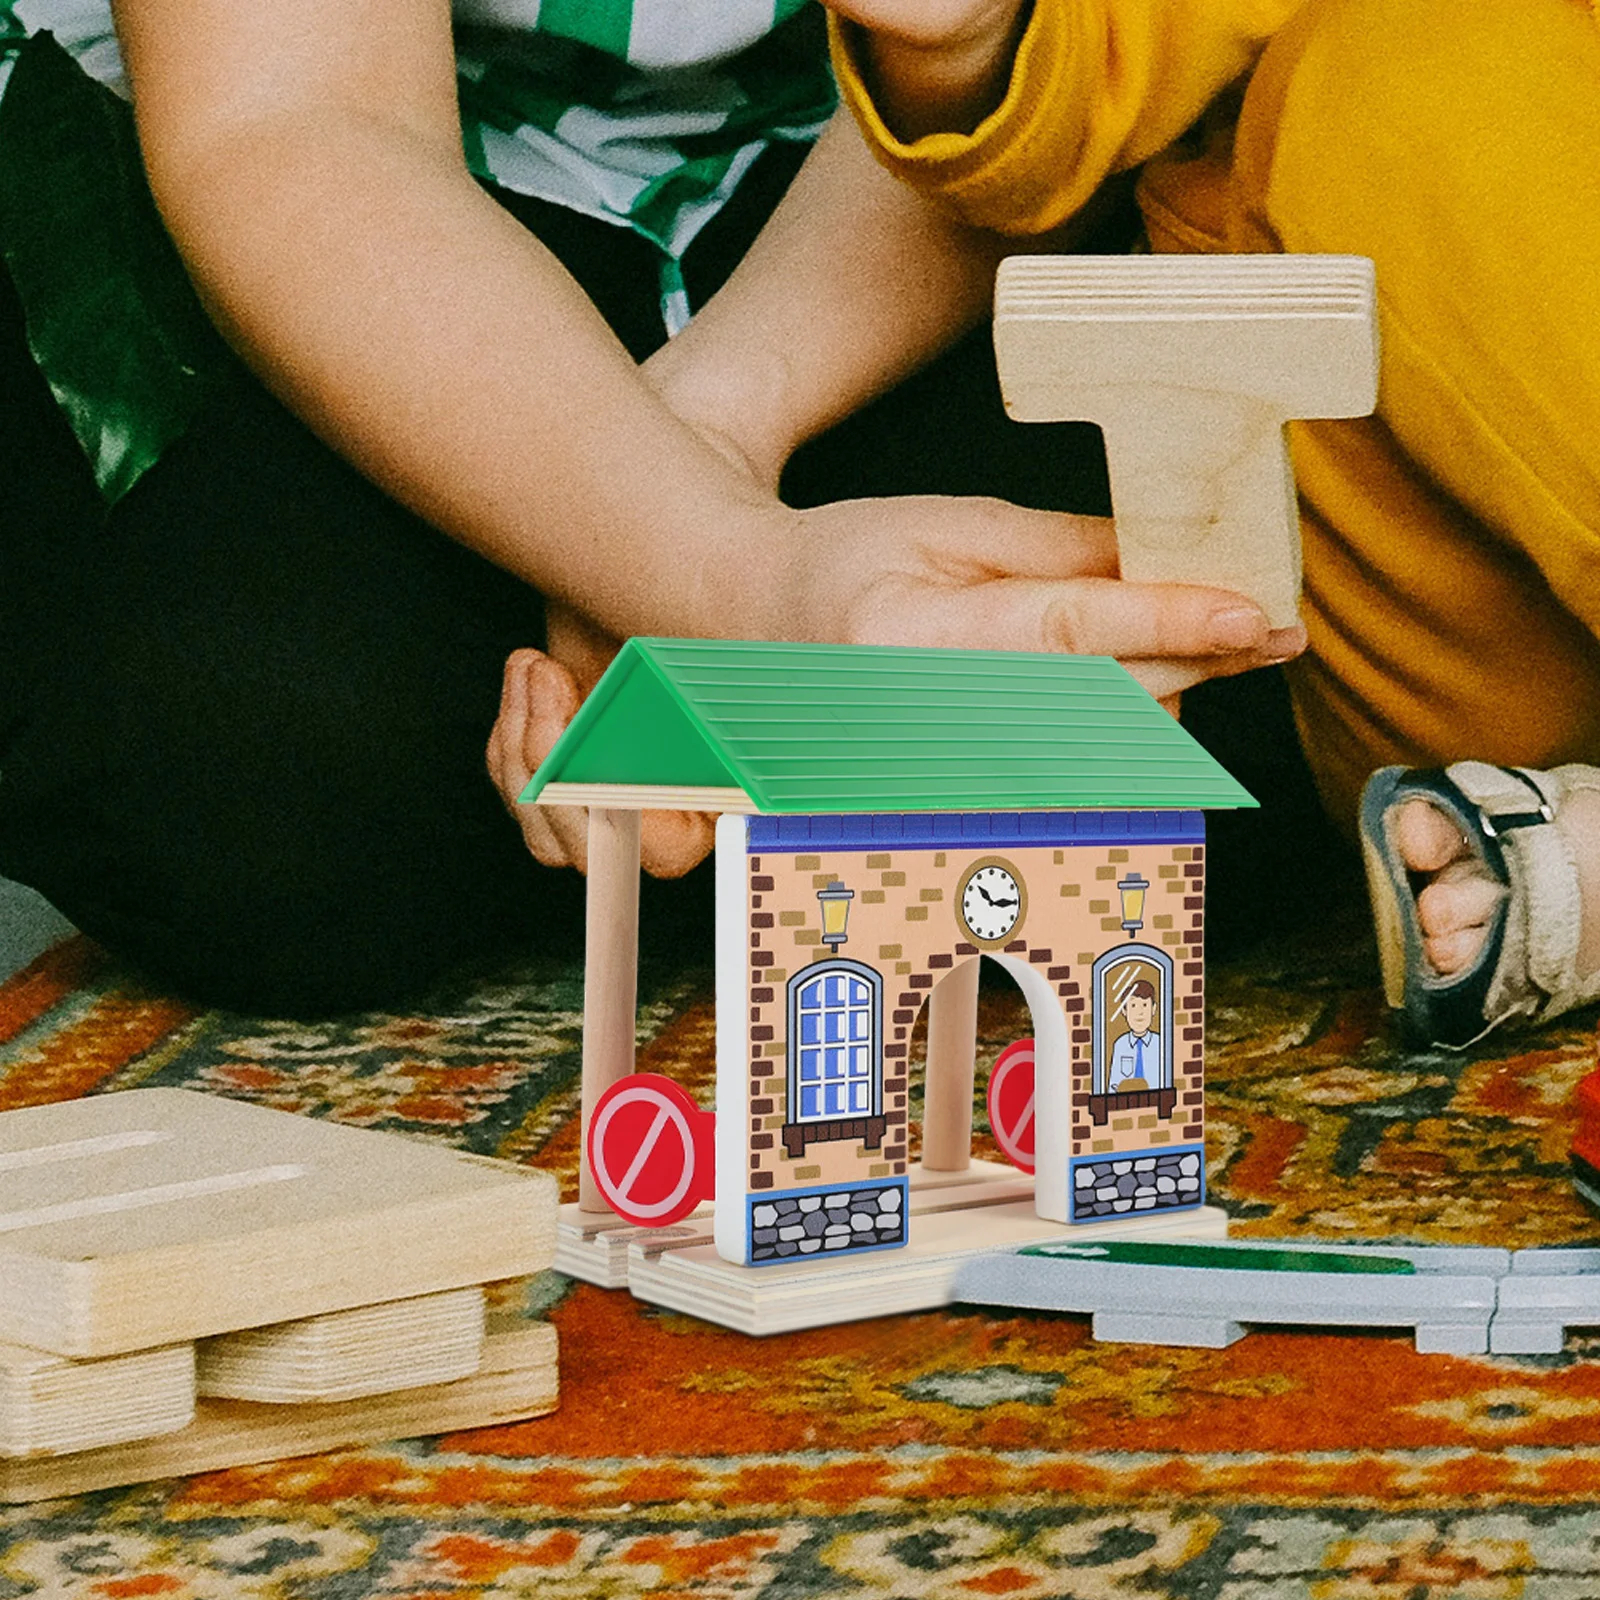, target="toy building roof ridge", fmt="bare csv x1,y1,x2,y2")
518,637,1255,814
